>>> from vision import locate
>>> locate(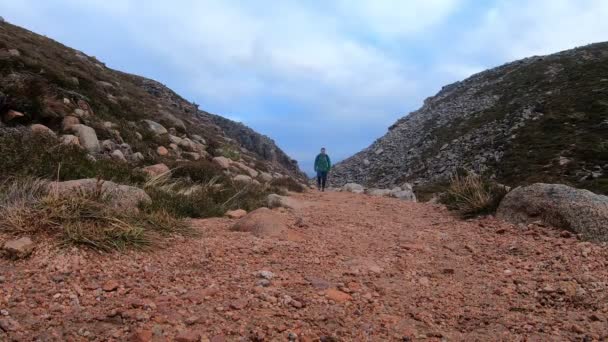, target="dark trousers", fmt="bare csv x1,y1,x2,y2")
317,171,328,190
